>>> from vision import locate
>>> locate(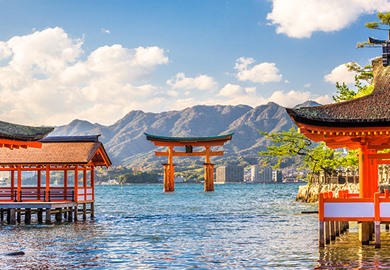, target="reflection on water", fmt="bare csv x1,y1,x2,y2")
0,184,390,268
